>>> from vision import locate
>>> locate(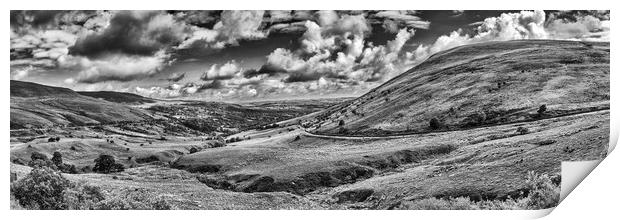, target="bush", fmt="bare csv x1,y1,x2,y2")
429,118,441,130
516,126,529,135
31,151,48,161
93,155,125,174
537,104,547,115
11,167,170,210
524,171,559,209
52,151,63,166
11,167,72,209
189,147,199,154
94,188,173,210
